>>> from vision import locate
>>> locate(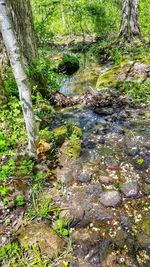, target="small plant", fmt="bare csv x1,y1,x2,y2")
0,158,16,181
0,185,9,198
3,69,18,97
15,195,26,207
136,158,144,165
0,242,20,263
54,218,69,236
18,159,34,176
